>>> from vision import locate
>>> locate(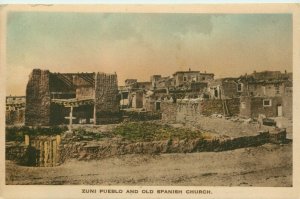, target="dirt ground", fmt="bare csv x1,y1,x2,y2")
6,142,292,186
